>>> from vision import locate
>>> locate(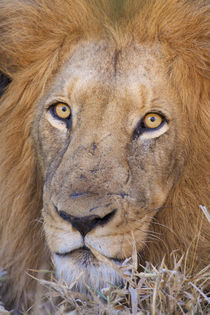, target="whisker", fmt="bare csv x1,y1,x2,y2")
151,218,177,236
